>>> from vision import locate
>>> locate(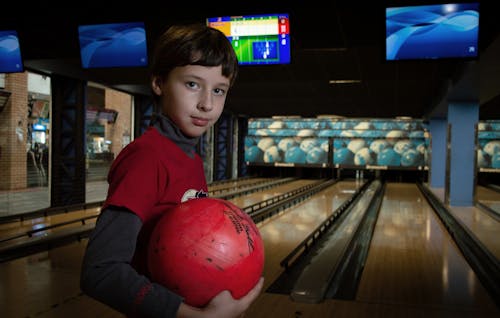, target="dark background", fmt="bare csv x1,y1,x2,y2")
2,1,499,119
